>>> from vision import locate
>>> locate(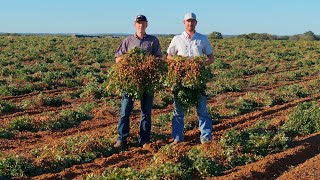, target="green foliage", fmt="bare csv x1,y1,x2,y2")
154,112,173,131
62,78,83,87
224,97,260,115
0,100,16,114
207,106,221,121
211,78,243,94
282,101,320,135
289,31,317,41
225,152,257,168
0,155,36,178
186,147,223,177
0,85,35,96
157,144,177,159
192,157,222,177
32,135,116,172
220,124,290,167
142,162,189,180
212,58,230,70
87,167,139,180
157,90,174,108
184,115,198,131
106,98,121,109
0,78,6,86
80,81,106,99
0,128,14,139
276,84,309,102
237,33,277,40
237,98,260,114
244,92,276,107
242,129,289,155
7,116,36,132
19,99,33,109
208,31,223,39
37,94,66,107
41,109,91,130
78,102,98,114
